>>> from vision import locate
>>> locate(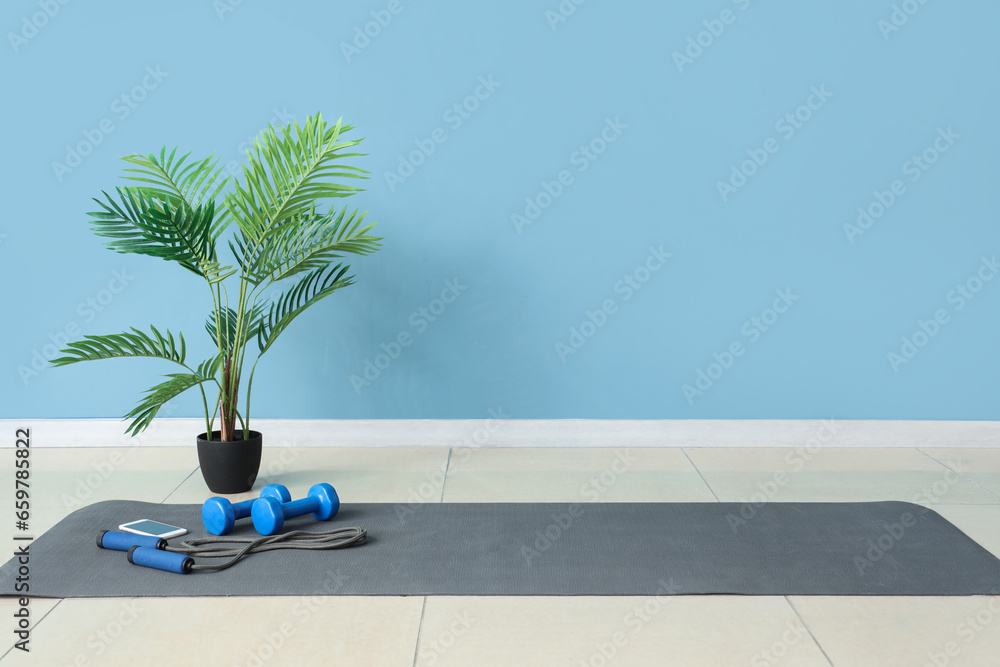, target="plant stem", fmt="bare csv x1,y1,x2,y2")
208,391,221,437
244,357,261,441
198,384,210,438
237,291,263,440
205,279,224,438
229,268,256,439
220,355,240,441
